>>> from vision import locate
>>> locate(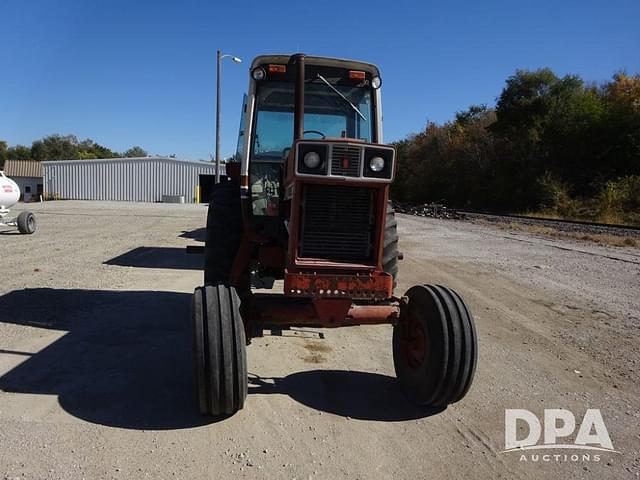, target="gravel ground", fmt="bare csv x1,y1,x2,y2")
1,201,639,479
